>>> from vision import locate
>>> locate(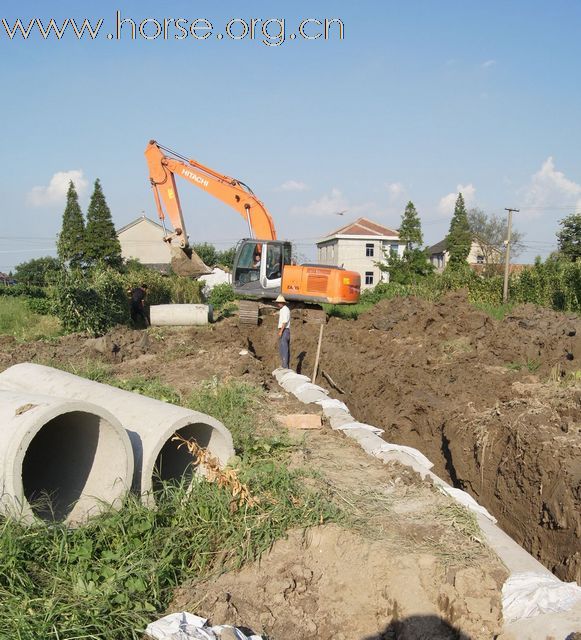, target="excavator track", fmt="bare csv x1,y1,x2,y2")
238,300,260,325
